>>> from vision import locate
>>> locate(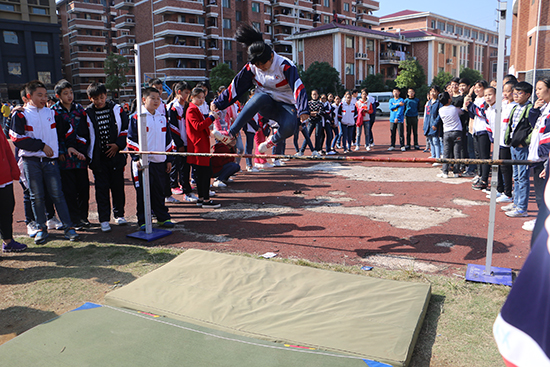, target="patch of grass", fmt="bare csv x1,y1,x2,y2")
1,239,508,367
